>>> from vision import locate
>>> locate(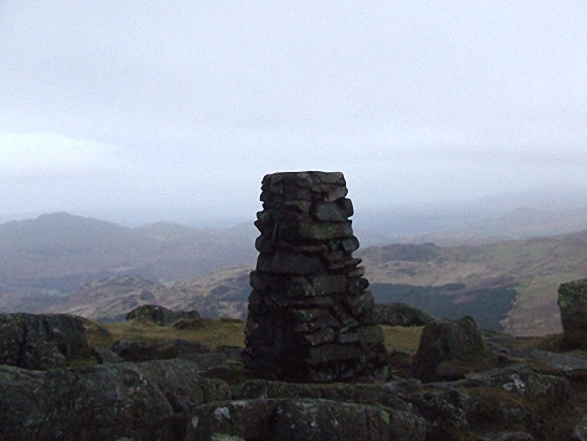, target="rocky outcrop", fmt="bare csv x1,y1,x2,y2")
412,316,488,382
558,279,587,348
184,363,571,441
185,398,427,441
0,313,93,369
571,415,587,441
111,338,211,363
244,171,388,382
0,350,581,440
111,338,176,362
373,302,437,327
126,304,201,326
0,359,230,441
530,349,587,377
